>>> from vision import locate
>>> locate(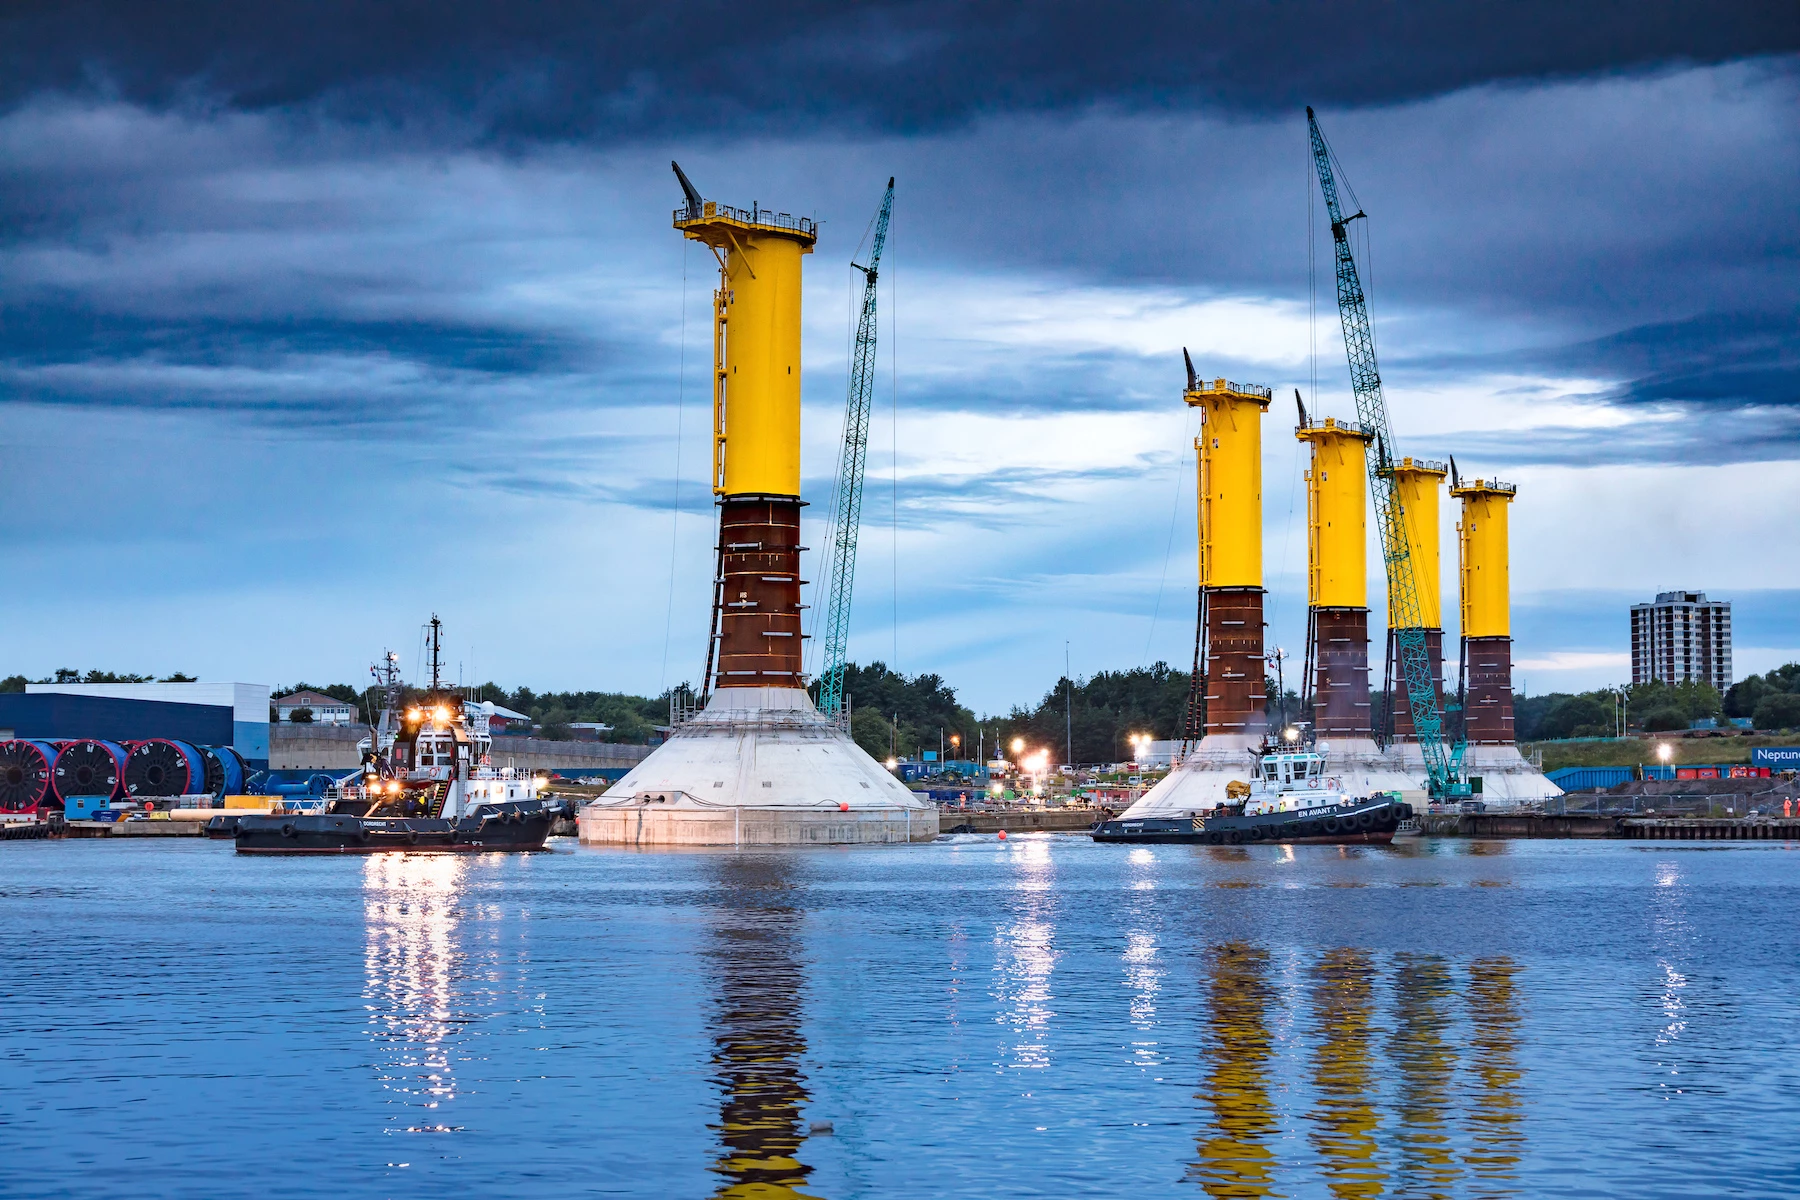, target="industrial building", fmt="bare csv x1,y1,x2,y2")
18,682,270,767
577,168,935,846
1631,591,1732,692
